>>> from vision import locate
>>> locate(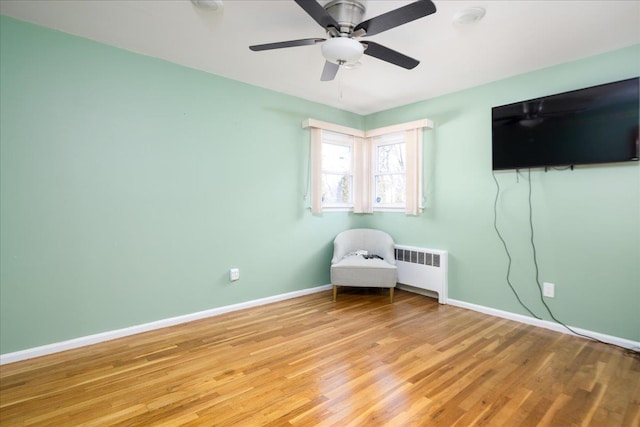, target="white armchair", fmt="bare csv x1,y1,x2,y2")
330,229,398,303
